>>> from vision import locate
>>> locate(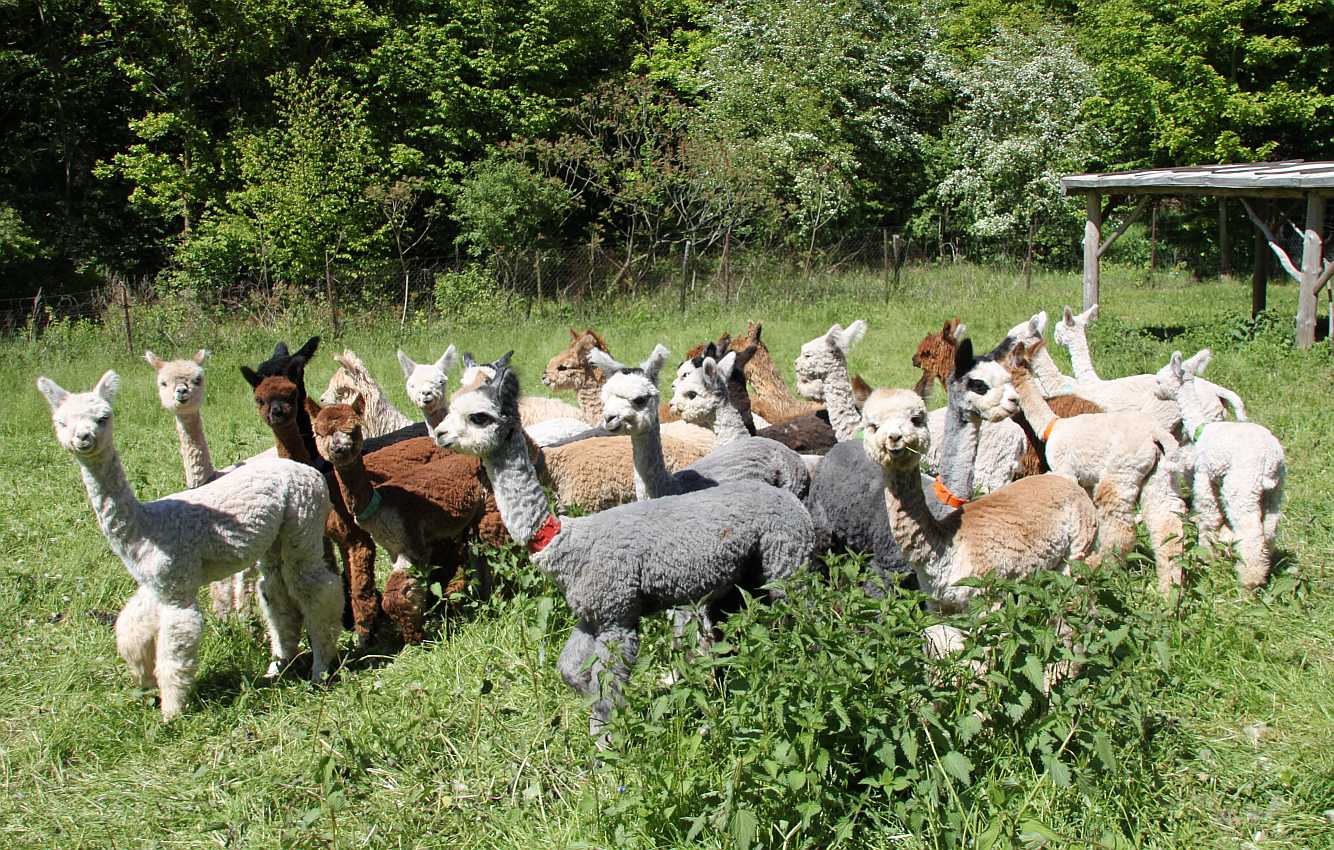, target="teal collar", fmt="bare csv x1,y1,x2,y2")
356,489,383,525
